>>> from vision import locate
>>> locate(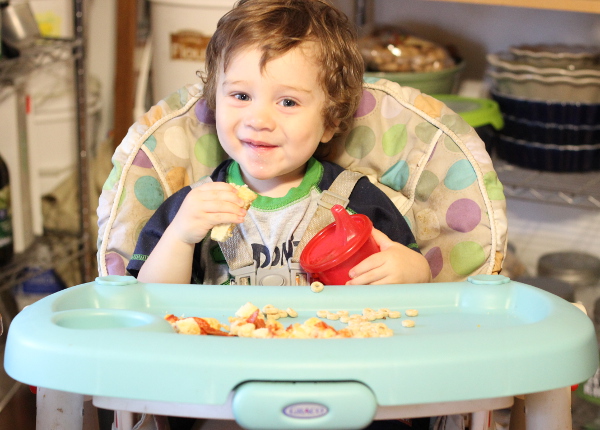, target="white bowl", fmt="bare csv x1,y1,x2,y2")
487,70,600,103
487,52,600,78
510,44,600,69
